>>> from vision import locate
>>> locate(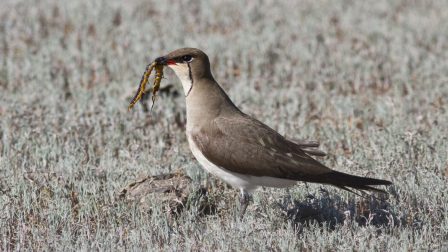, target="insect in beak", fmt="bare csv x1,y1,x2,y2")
128,60,165,111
